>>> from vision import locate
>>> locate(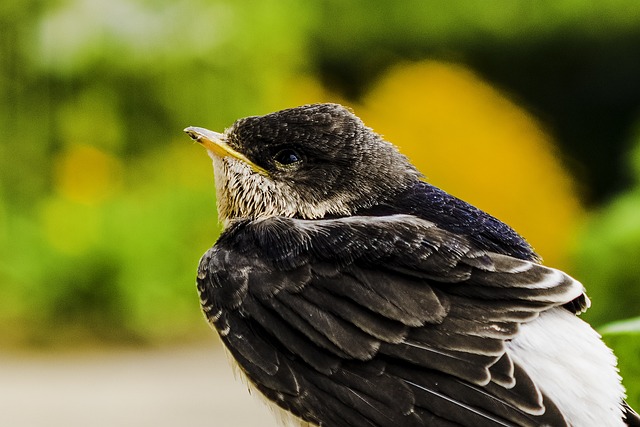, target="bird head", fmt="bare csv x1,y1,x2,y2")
185,103,420,225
